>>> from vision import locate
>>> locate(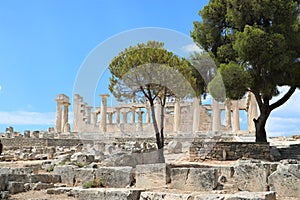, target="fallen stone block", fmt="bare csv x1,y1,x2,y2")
30,174,61,184
0,191,9,200
32,182,54,190
170,167,217,191
140,191,193,200
167,140,183,154
194,191,276,200
136,163,170,189
74,168,95,186
95,167,133,188
71,152,95,166
7,174,29,183
46,187,73,195
233,160,277,192
71,188,143,200
0,174,6,191
54,165,76,186
8,181,24,194
268,163,300,198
